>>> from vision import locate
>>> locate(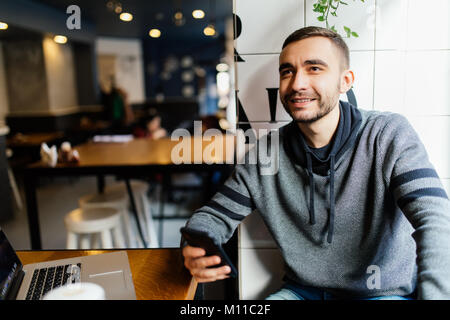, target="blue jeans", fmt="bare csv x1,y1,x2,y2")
266,283,414,300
